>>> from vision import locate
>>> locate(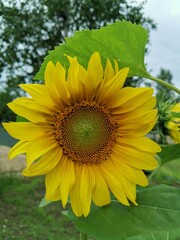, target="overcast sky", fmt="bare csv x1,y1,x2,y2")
142,0,180,89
